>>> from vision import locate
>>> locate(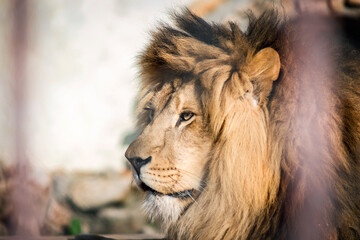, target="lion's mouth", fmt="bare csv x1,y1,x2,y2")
130,165,195,199
139,180,194,199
